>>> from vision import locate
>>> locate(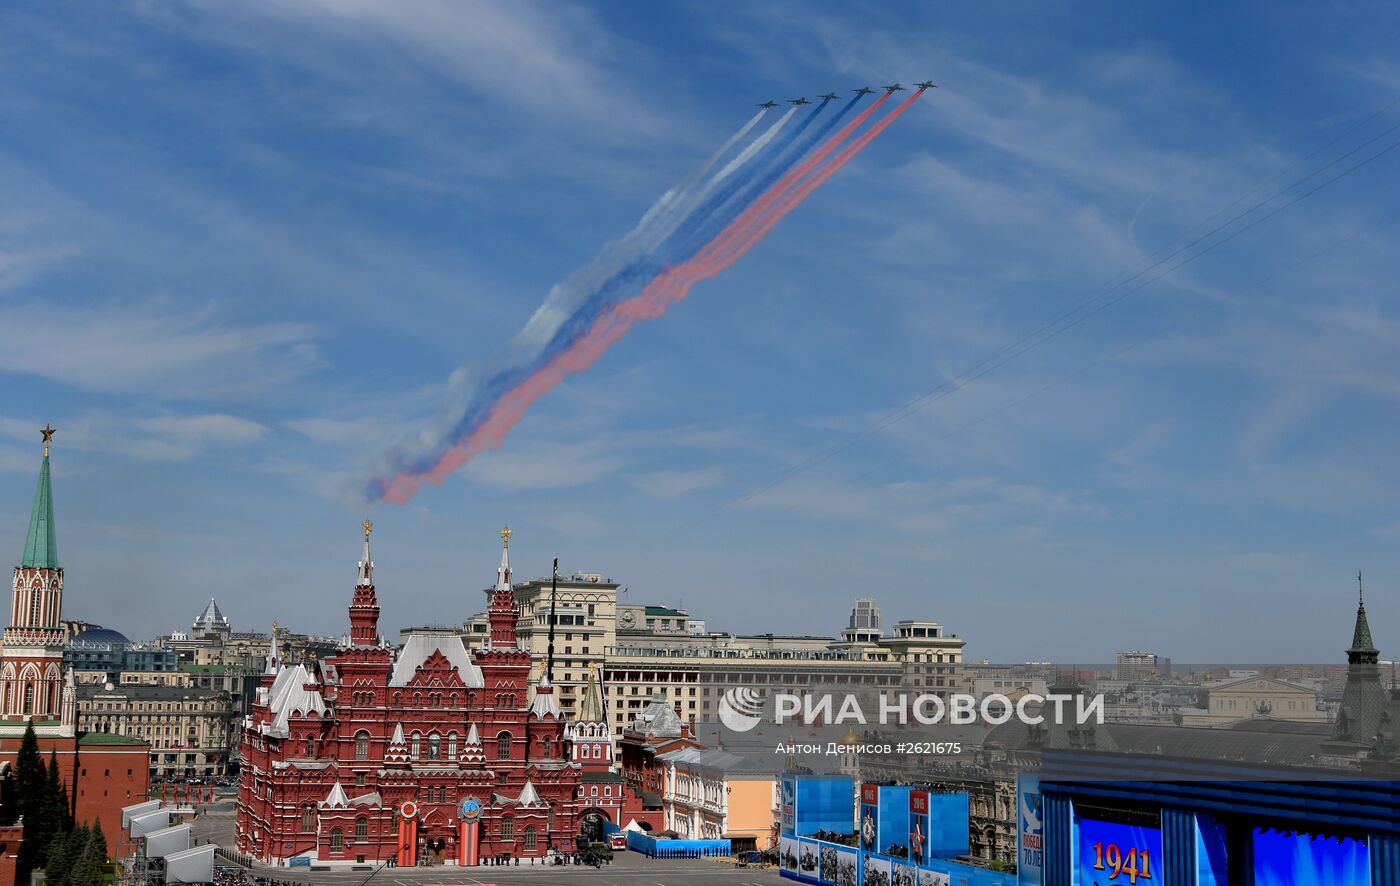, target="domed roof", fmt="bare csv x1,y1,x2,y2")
71,627,130,647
